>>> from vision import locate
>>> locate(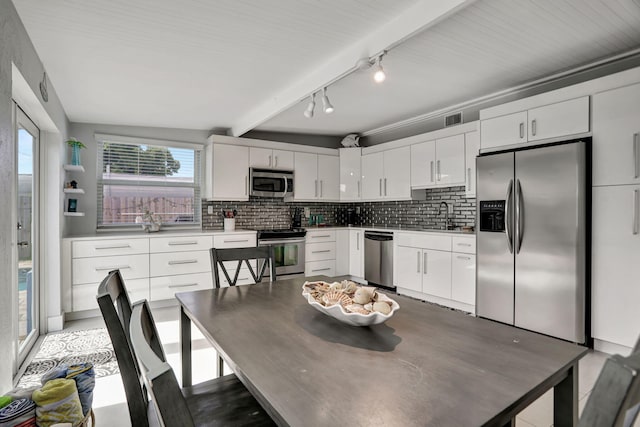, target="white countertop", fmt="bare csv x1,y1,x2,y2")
63,228,256,241
304,225,475,236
